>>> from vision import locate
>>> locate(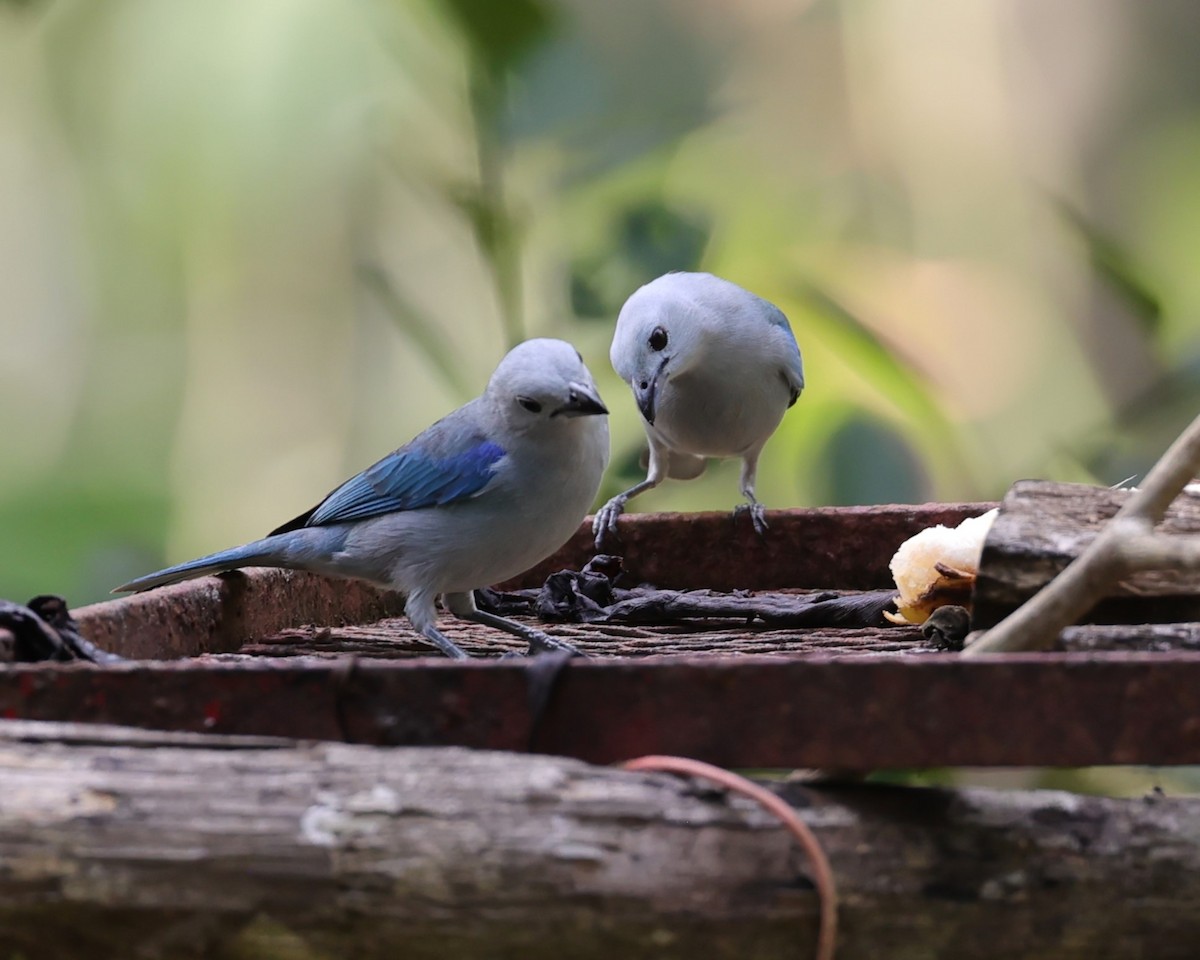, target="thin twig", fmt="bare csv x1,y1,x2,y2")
966,411,1200,655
